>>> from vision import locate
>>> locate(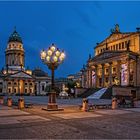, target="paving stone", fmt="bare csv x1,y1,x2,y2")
0,115,50,125
52,112,102,119
0,109,30,117
95,109,131,115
